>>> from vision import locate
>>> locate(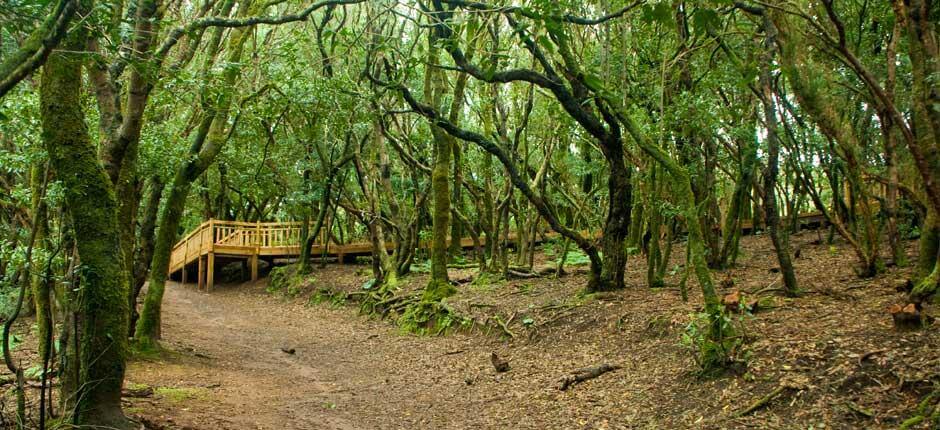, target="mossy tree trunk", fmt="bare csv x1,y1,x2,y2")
129,177,164,335
136,2,254,346
424,36,455,301
29,165,52,358
39,12,133,426
719,129,758,268
893,0,940,301
758,15,799,296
